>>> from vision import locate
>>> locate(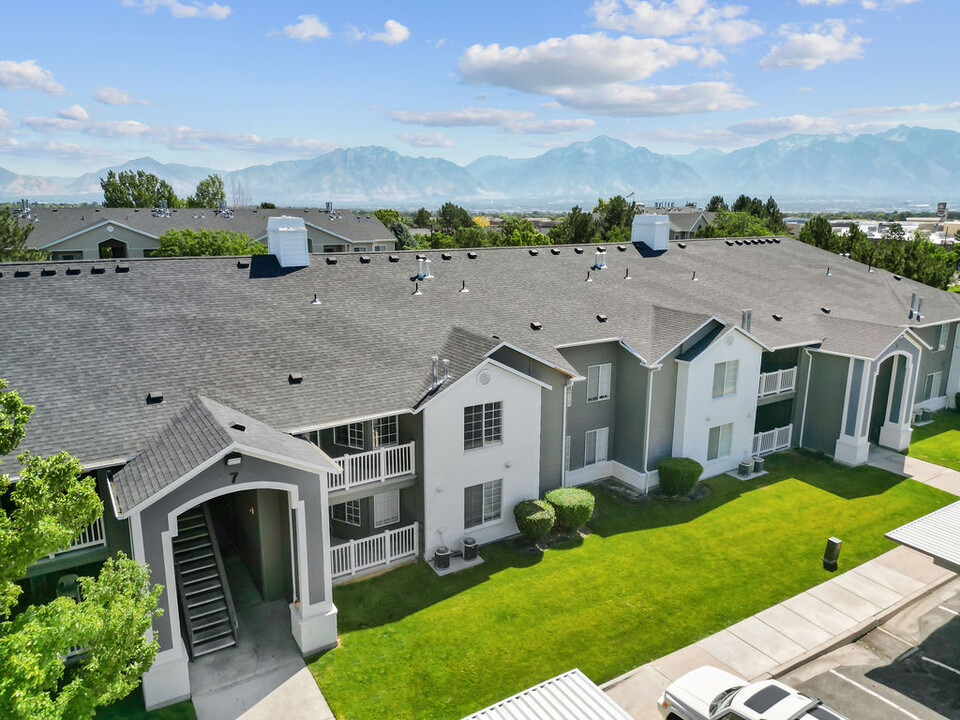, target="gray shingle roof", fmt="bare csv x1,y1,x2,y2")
3,236,960,476
110,396,335,515
20,207,392,249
